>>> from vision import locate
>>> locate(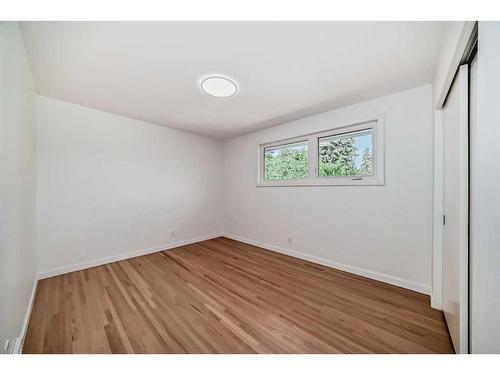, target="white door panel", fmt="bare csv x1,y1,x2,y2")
442,64,469,354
